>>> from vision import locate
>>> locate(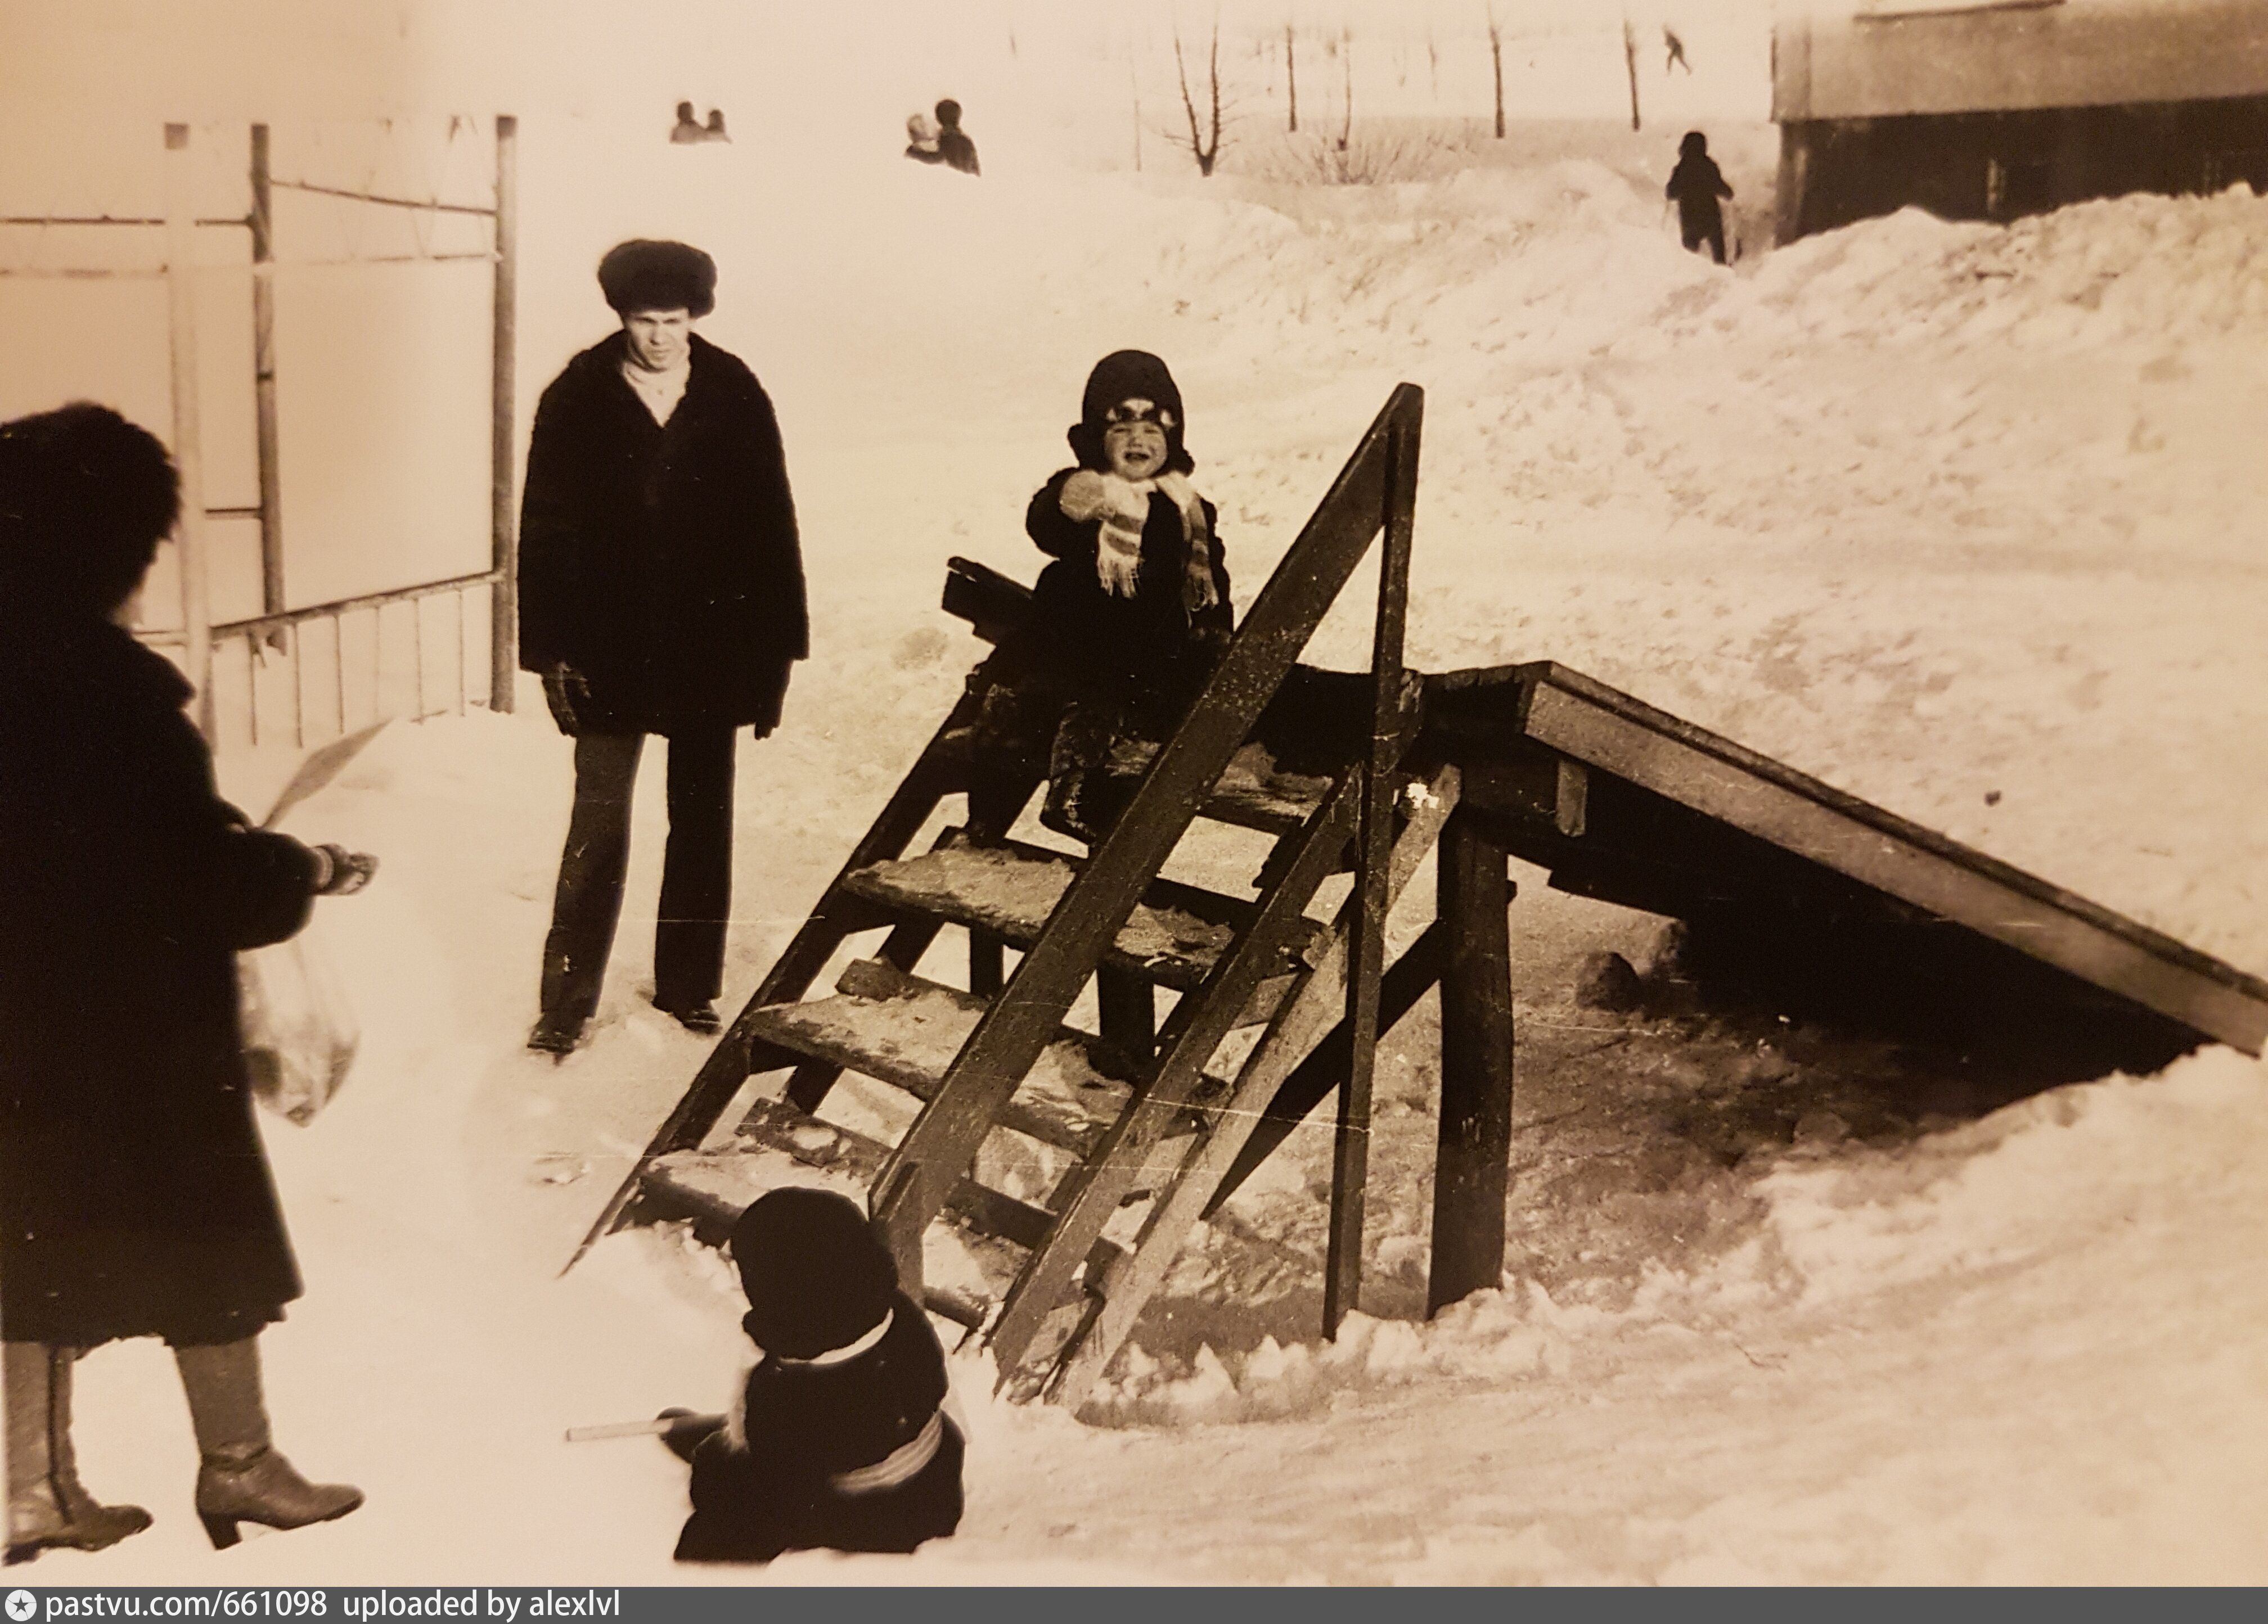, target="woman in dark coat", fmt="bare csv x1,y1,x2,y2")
0,404,368,1563
517,240,808,1053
